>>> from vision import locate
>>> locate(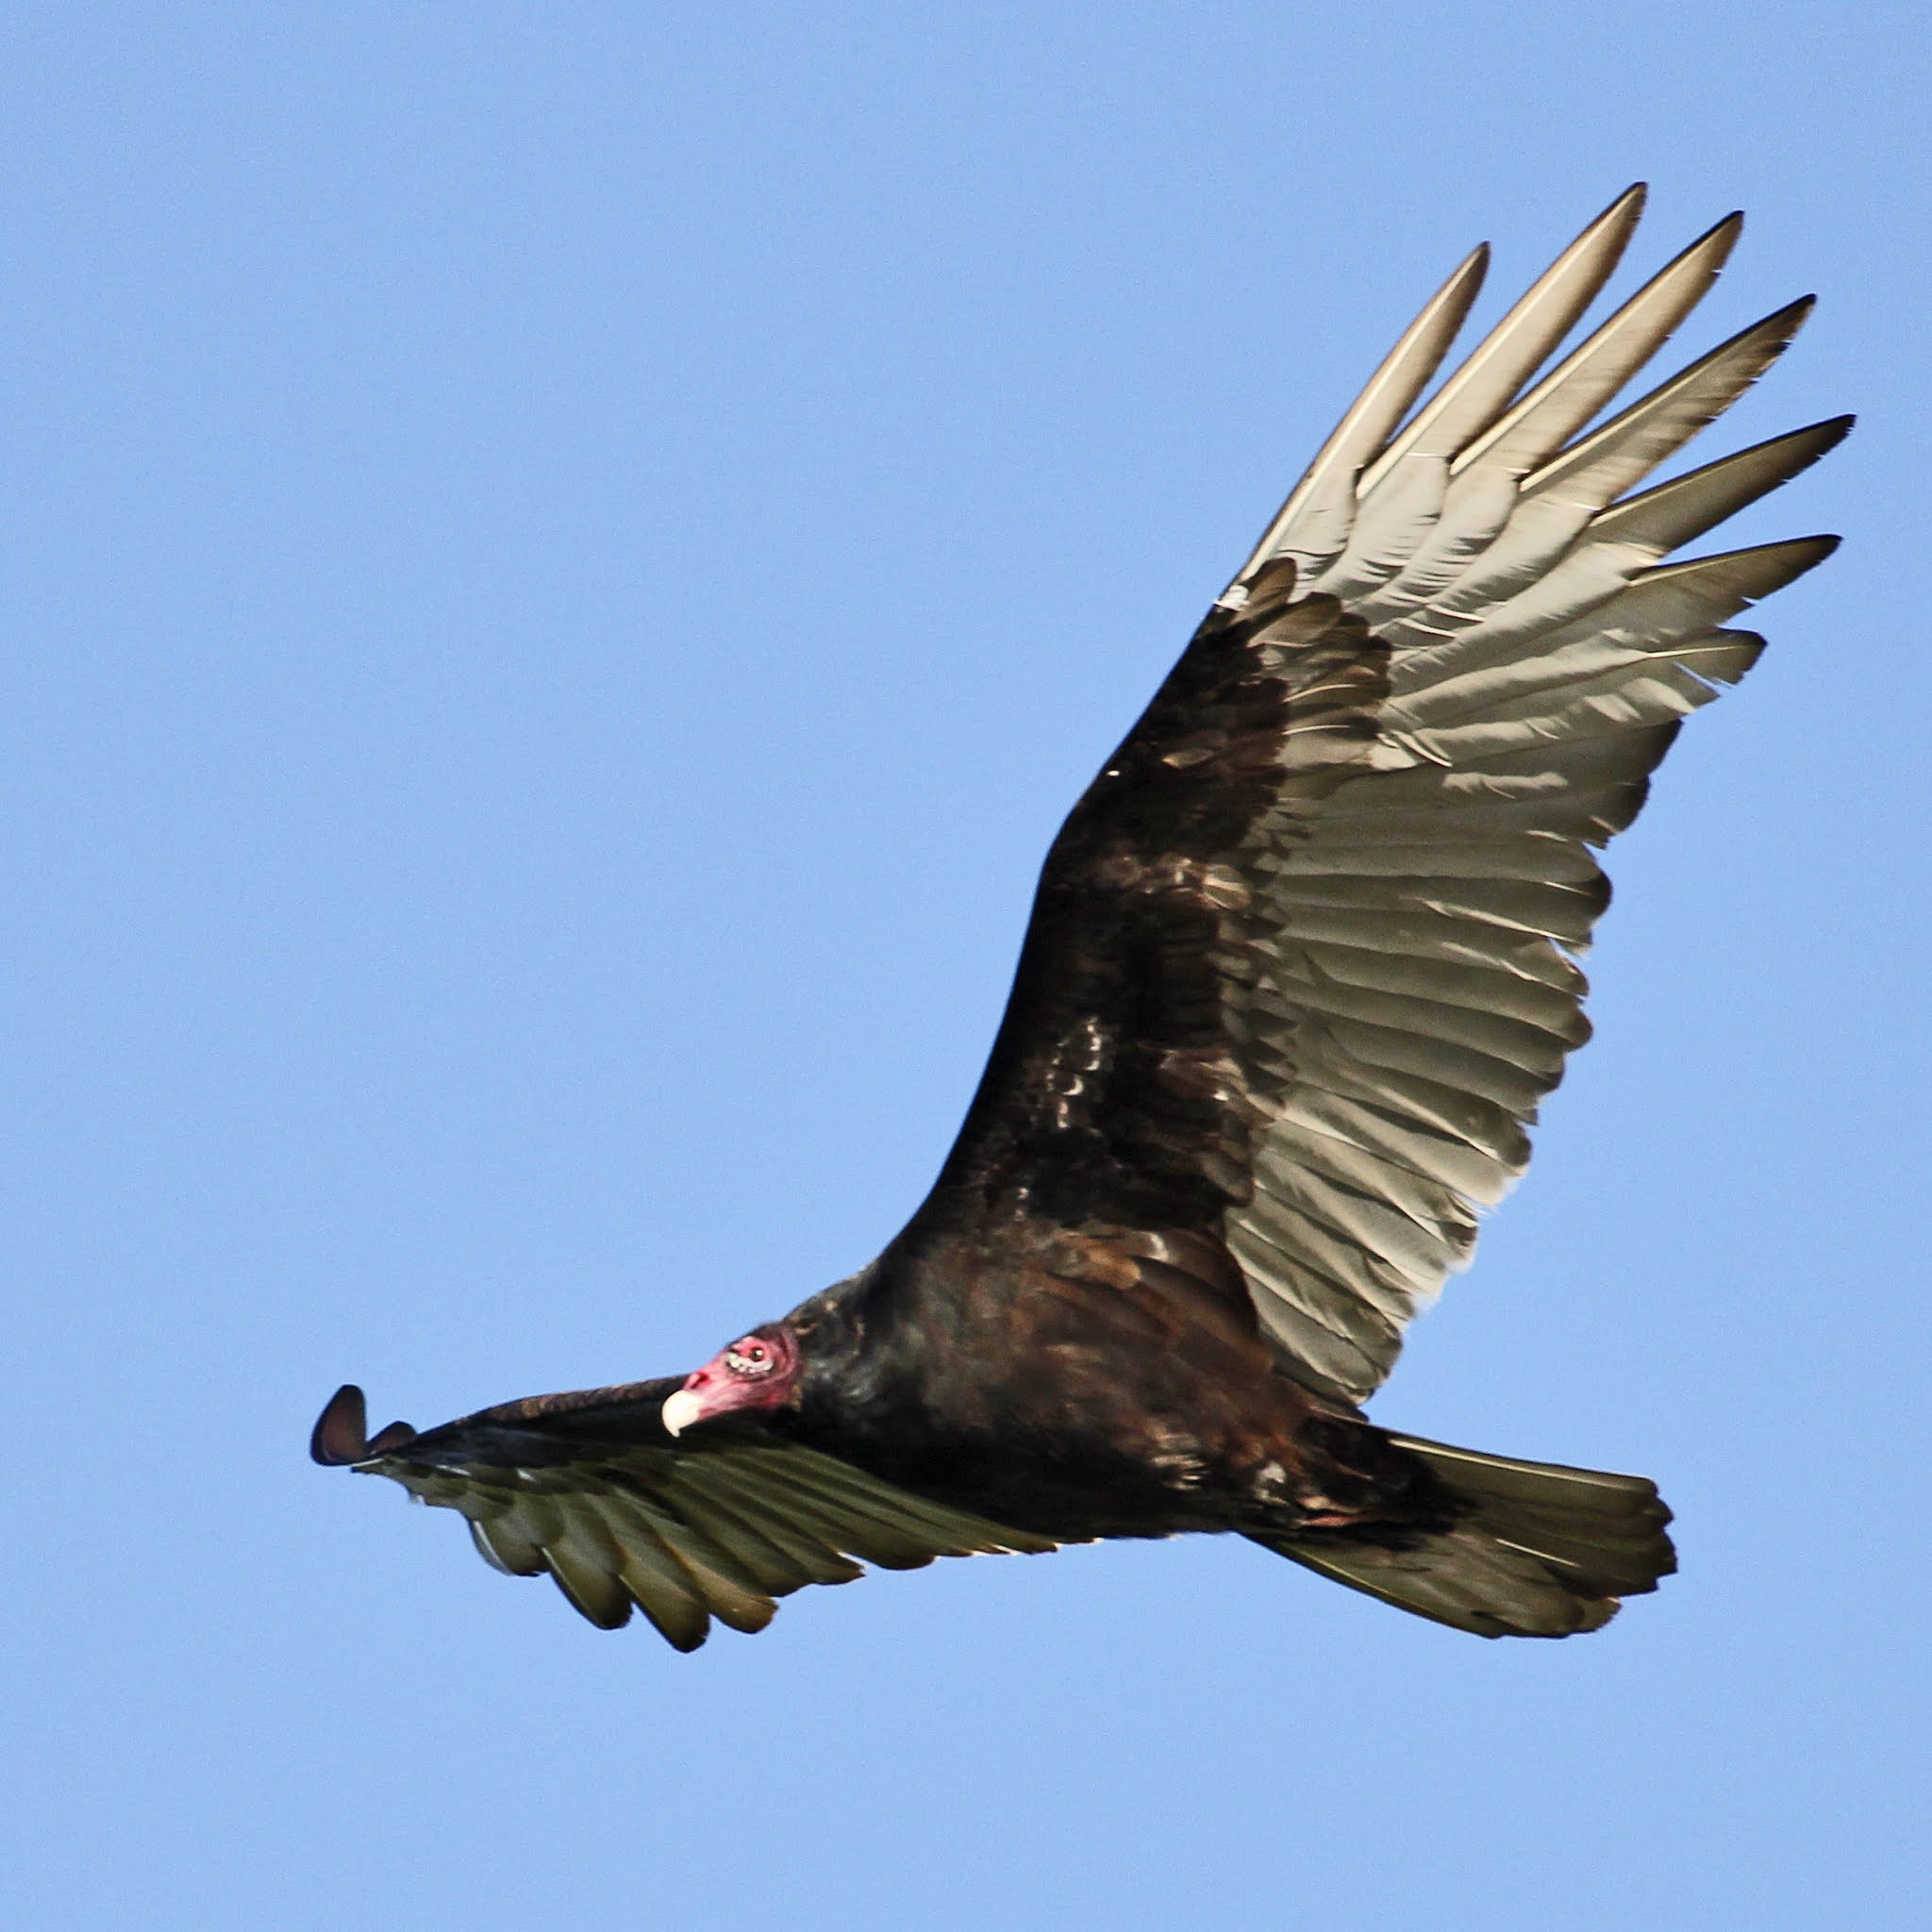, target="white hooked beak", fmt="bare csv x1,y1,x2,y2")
660,1387,705,1438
